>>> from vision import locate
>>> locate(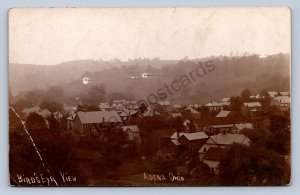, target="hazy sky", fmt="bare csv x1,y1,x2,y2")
9,8,290,65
